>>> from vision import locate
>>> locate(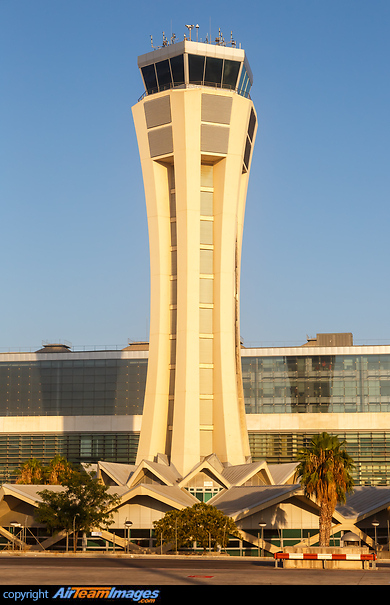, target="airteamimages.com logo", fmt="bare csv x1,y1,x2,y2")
52,587,160,601
2,587,160,602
